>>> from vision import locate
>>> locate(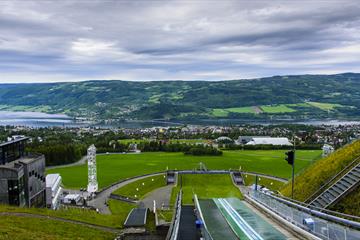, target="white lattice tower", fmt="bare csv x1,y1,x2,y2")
87,144,98,193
